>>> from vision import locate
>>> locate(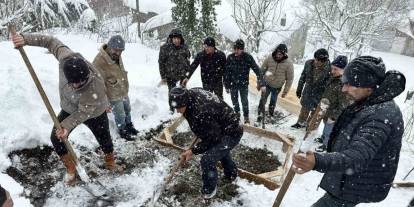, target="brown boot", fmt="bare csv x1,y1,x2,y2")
60,154,77,186
104,152,124,174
